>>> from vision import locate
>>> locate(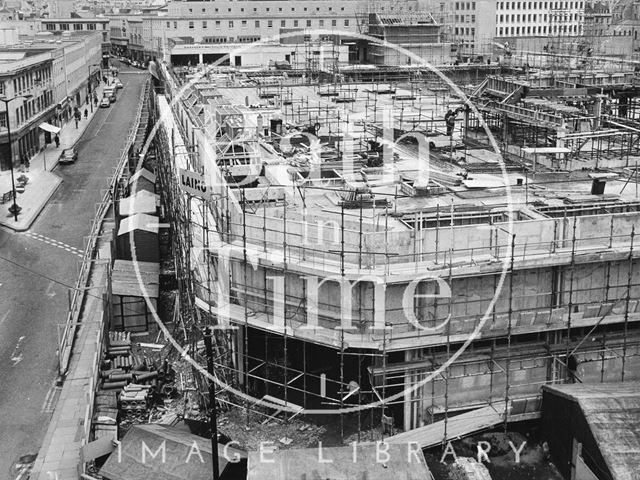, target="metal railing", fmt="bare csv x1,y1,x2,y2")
57,78,150,377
